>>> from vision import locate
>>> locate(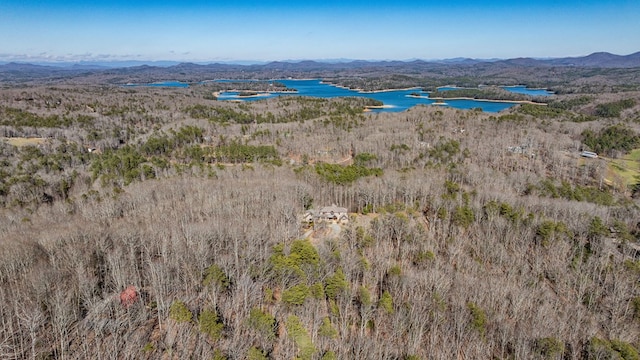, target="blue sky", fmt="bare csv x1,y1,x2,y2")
1,0,639,63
